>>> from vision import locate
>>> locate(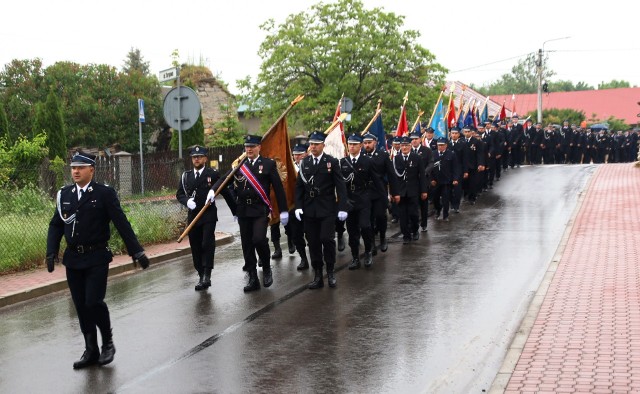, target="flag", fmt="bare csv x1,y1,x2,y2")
473,104,479,128
369,113,387,152
324,123,346,159
479,100,489,124
464,108,474,128
396,106,408,137
430,96,447,139
511,94,517,117
493,101,506,124
446,96,457,131
259,116,297,224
